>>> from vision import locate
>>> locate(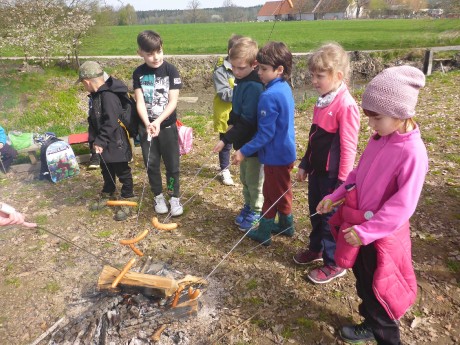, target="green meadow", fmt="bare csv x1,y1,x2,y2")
78,19,460,55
